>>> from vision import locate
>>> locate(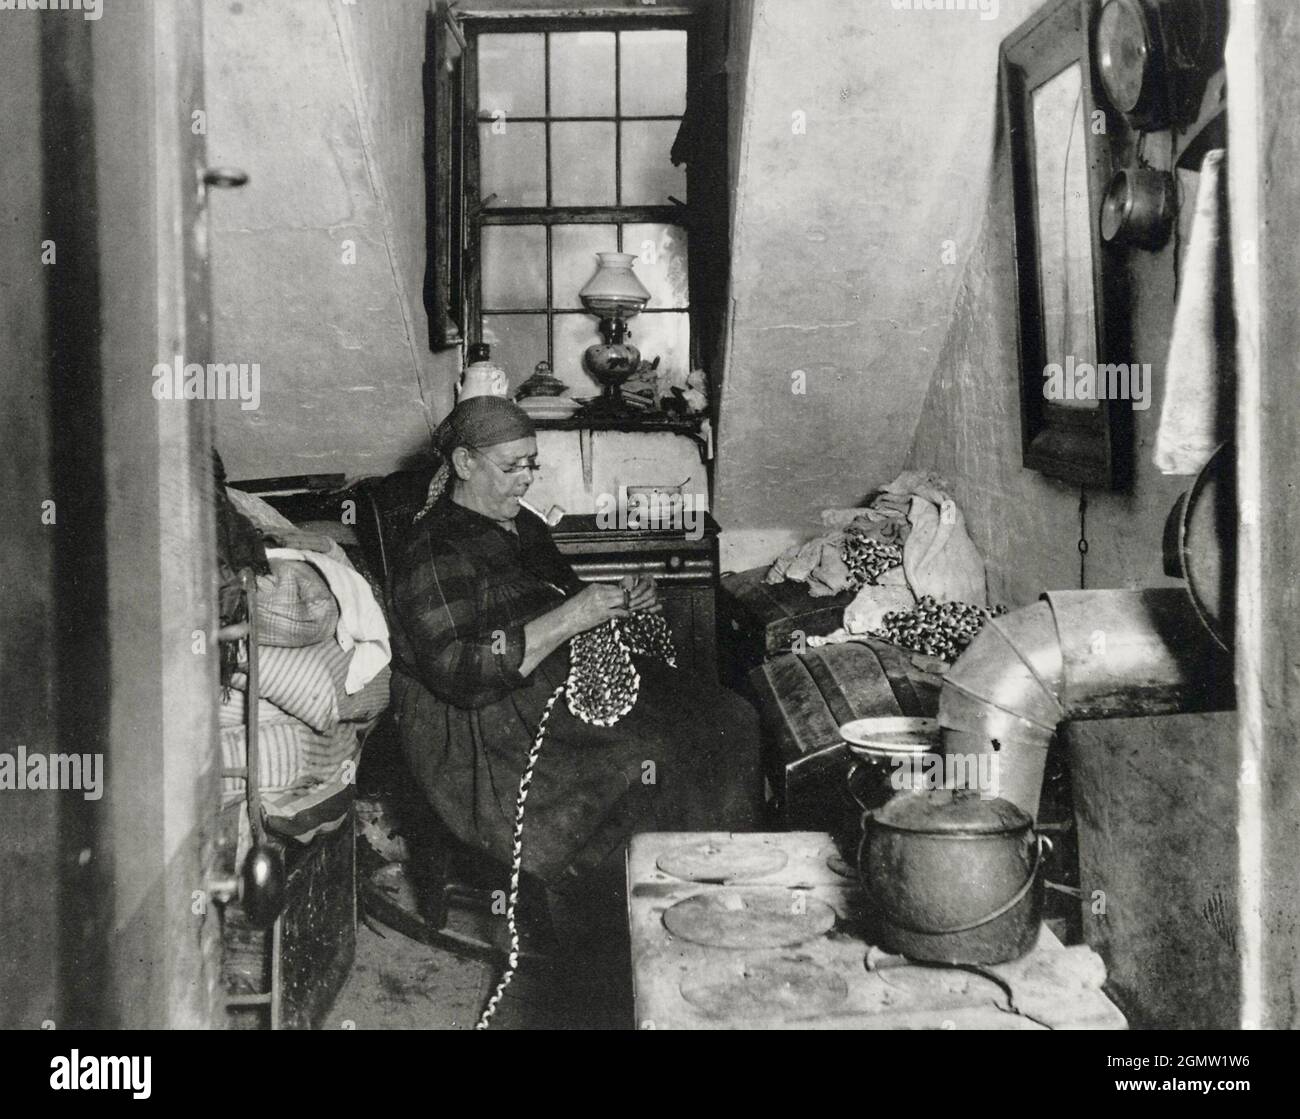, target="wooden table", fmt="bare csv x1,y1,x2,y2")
627,831,1126,1030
